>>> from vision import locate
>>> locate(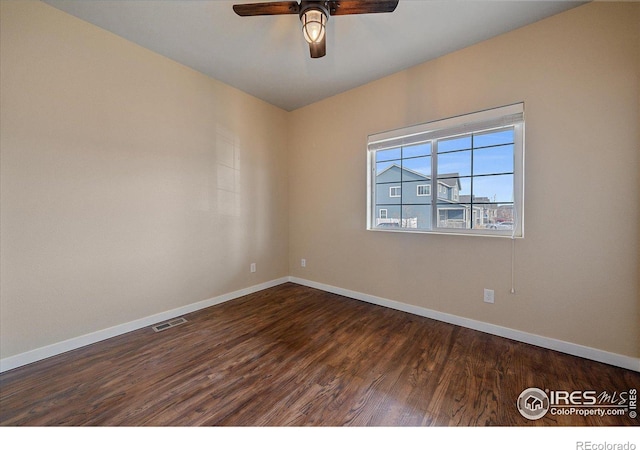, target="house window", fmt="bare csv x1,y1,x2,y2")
417,184,430,196
379,209,388,219
367,103,524,237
